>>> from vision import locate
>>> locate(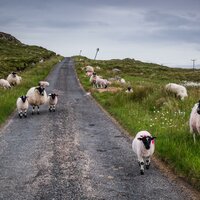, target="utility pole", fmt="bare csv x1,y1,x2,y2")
191,59,196,71
79,50,82,56
94,48,99,60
